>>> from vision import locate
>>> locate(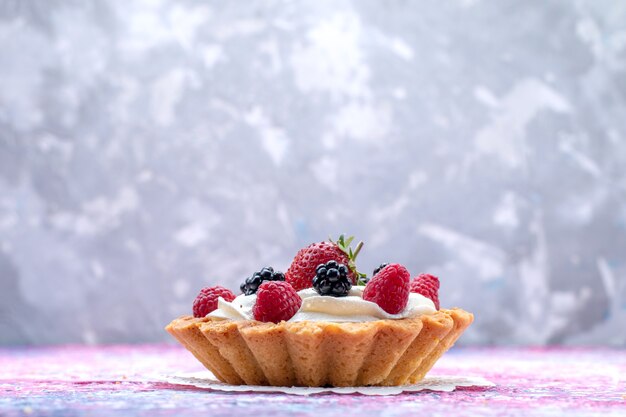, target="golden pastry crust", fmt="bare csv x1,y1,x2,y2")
165,308,473,387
